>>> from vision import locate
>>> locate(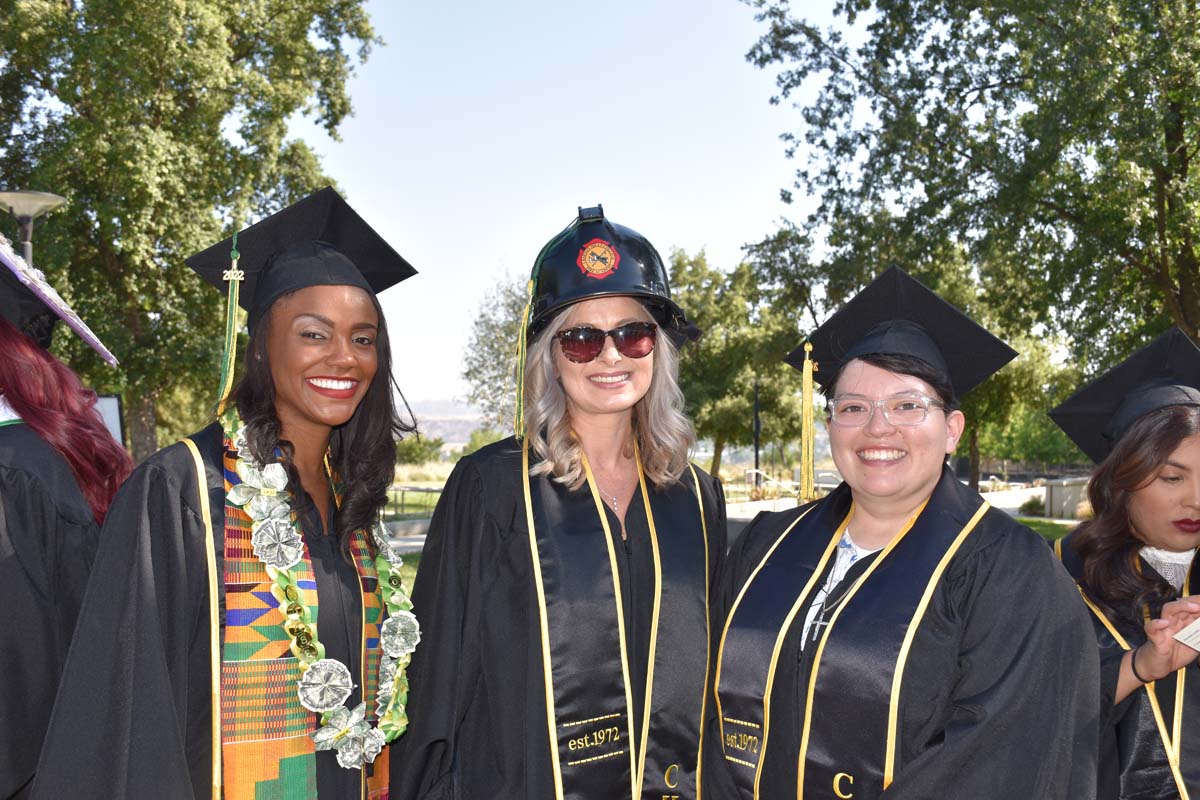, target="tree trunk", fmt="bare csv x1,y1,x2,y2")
126,391,158,463
710,436,726,478
969,427,980,492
